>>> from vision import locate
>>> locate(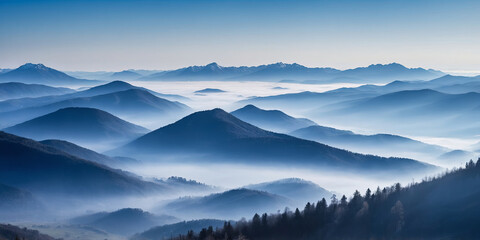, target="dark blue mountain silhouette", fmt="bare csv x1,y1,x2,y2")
113,109,436,173
0,80,187,114
0,82,74,100
0,131,165,197
0,89,190,128
141,62,443,83
0,63,101,85
40,139,139,167
4,107,148,144
0,224,56,240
